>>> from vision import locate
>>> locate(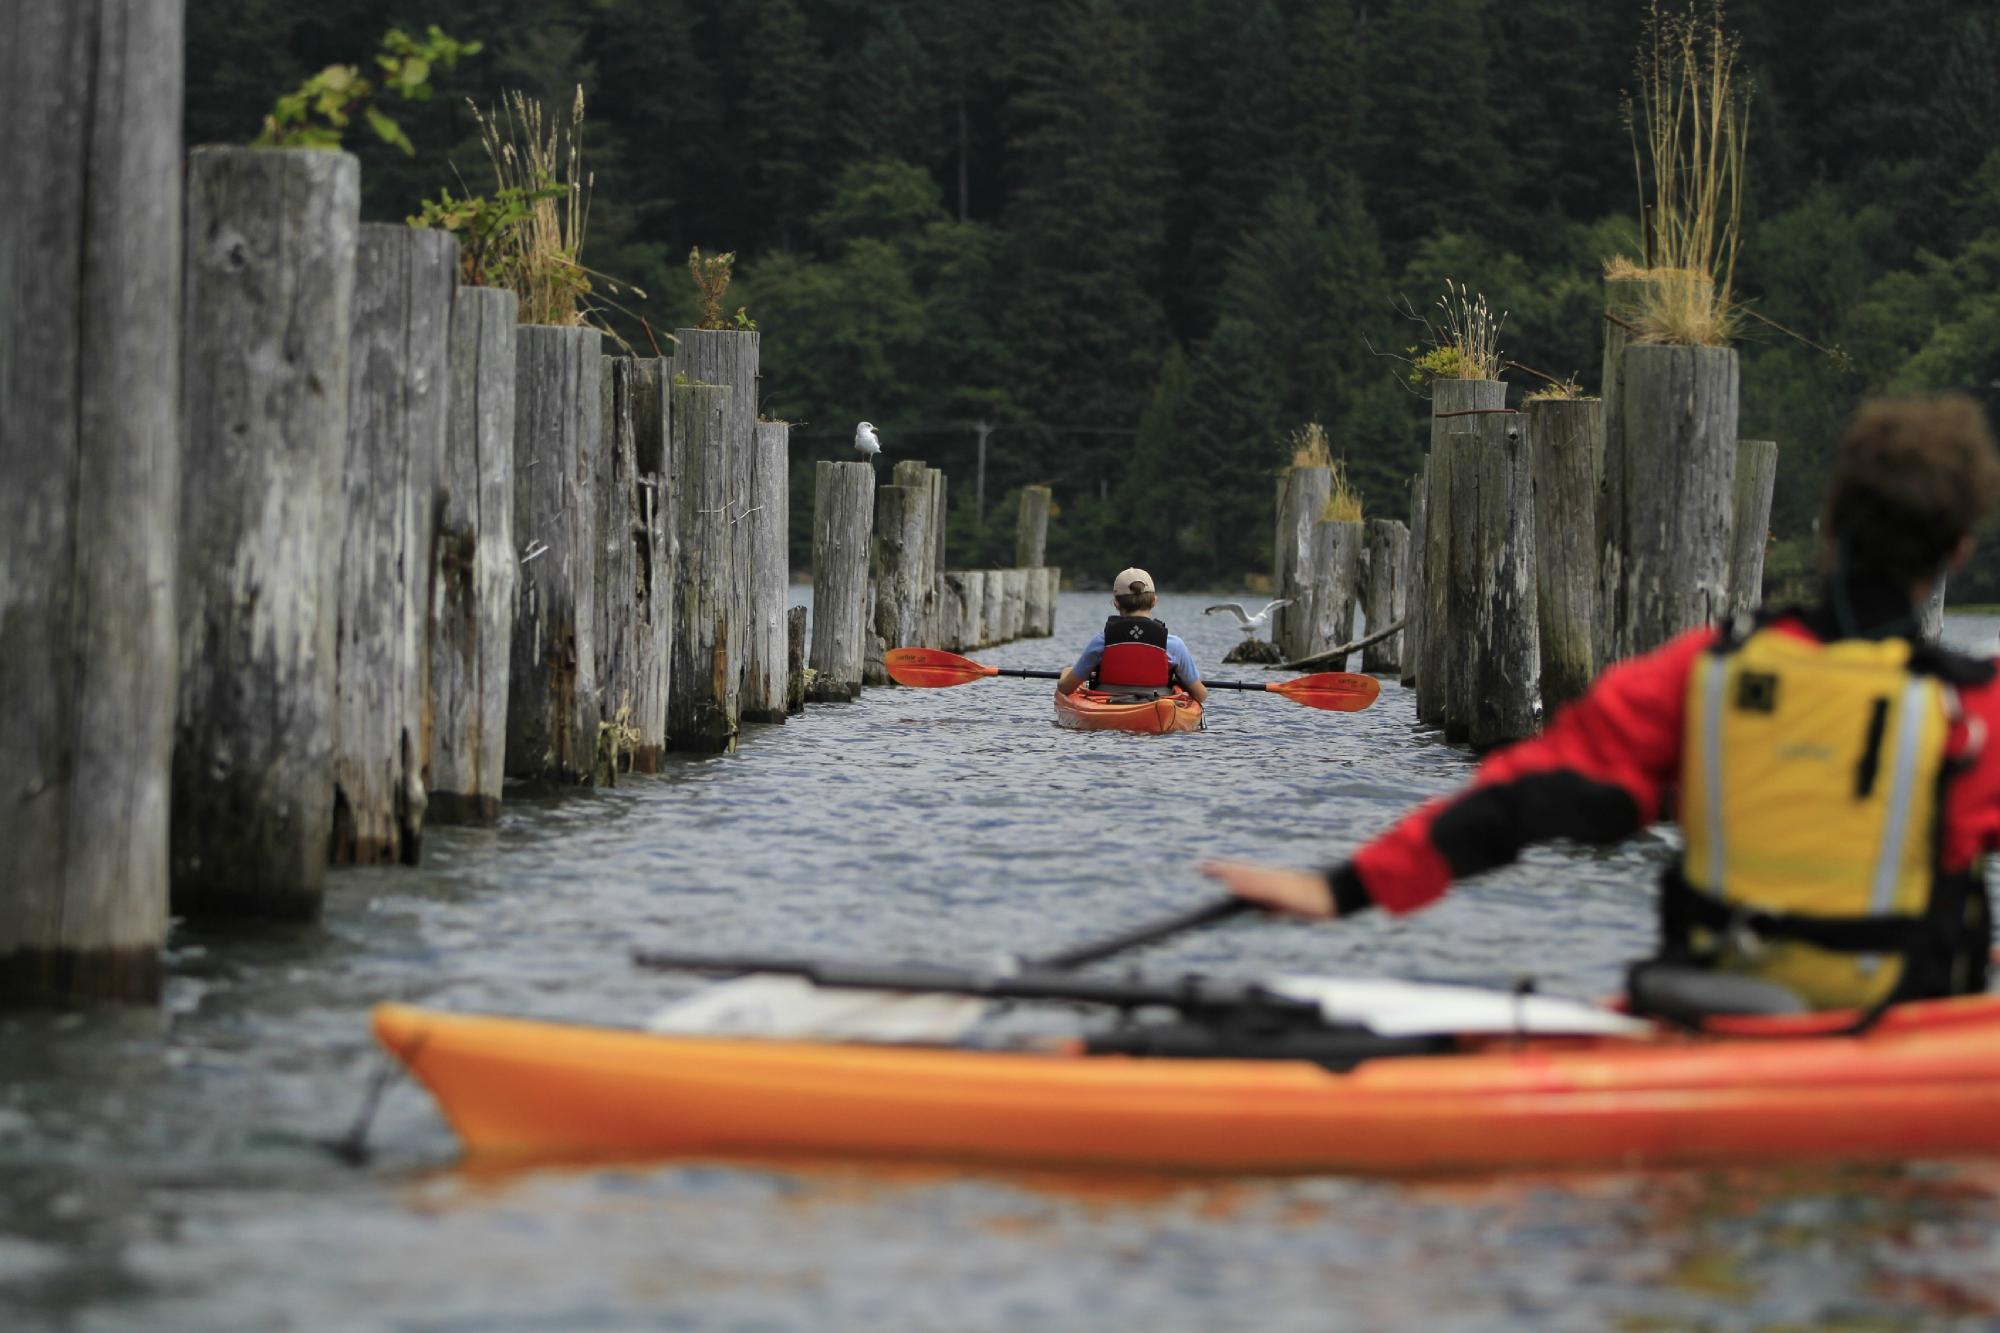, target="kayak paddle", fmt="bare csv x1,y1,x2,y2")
883,647,1381,712
639,896,1257,1042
